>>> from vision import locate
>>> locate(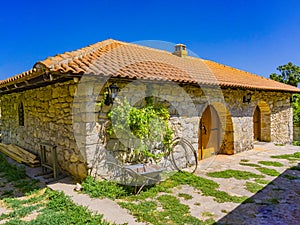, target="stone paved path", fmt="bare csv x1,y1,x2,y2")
48,178,145,225
195,142,300,224
2,142,299,224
